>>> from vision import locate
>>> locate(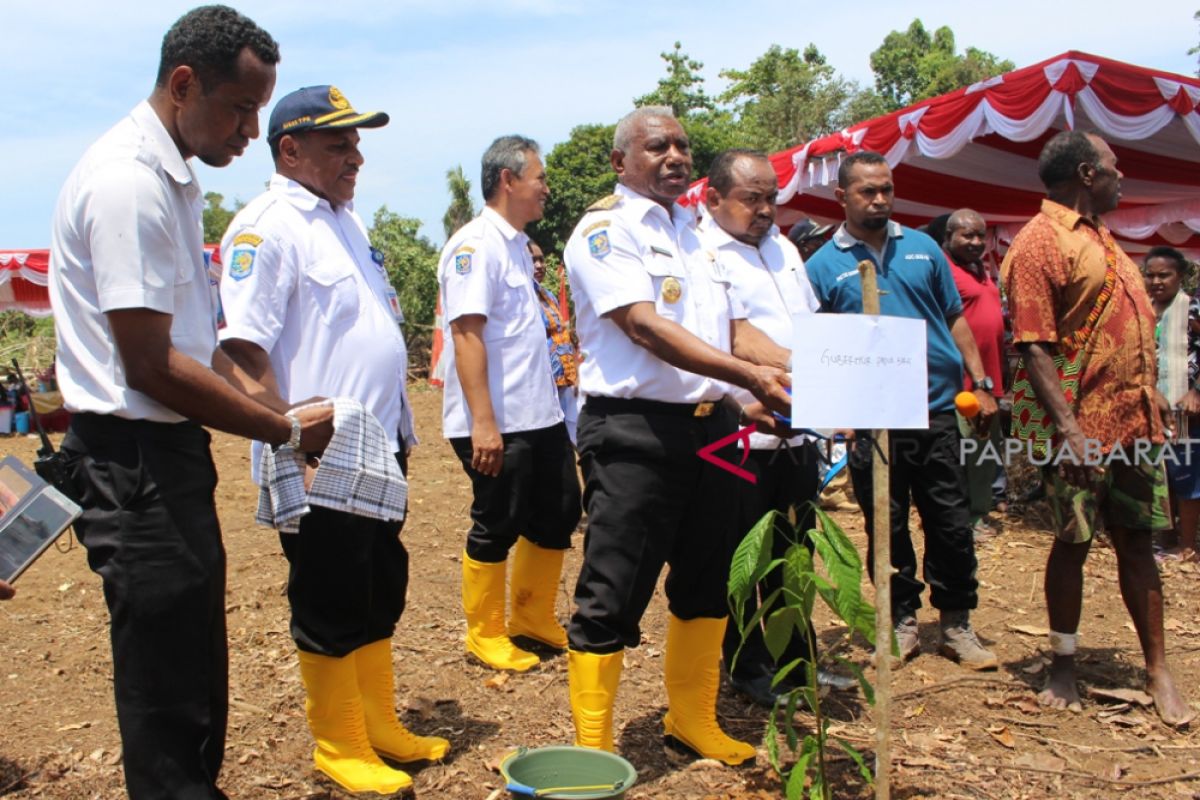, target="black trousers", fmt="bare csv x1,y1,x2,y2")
568,399,739,653
62,414,228,800
449,422,581,563
849,411,978,619
279,451,409,657
723,445,819,681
